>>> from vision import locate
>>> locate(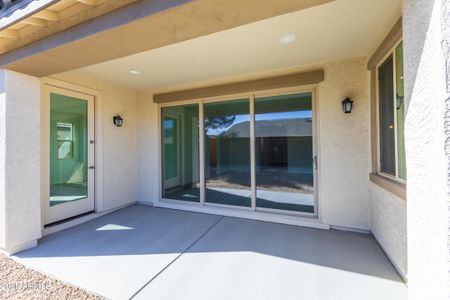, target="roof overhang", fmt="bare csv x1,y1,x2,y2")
0,0,60,29
0,0,333,77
